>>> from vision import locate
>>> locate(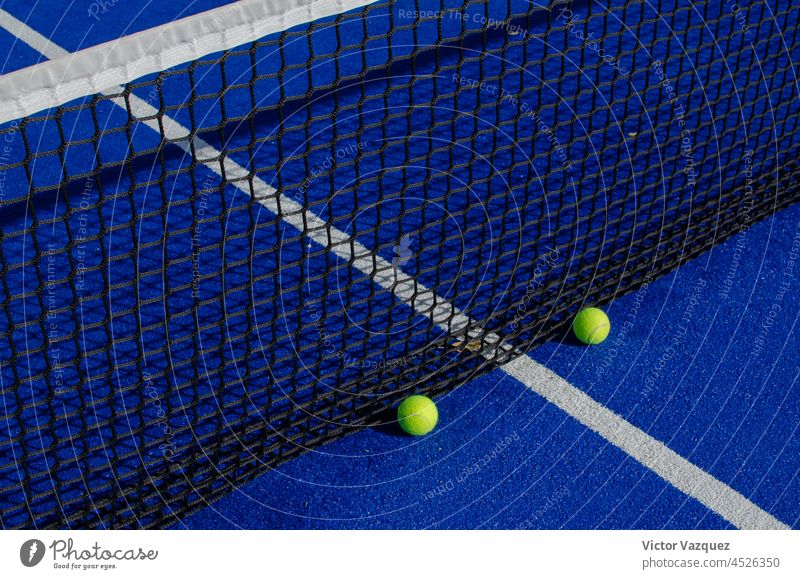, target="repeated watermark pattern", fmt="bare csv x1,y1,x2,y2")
304,290,414,372
191,171,218,299
74,177,94,297
296,139,370,199
7,0,792,535
0,121,18,203
143,371,177,461
651,60,697,193
509,248,561,333
719,149,755,301
87,0,122,22
398,9,527,37
750,219,800,358
588,277,652,395
452,73,572,174
641,276,708,401
726,0,753,37
45,245,65,396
